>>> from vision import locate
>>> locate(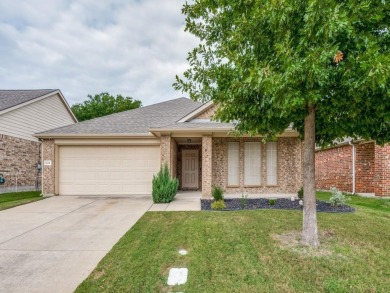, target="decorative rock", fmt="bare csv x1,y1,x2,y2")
299,200,303,206
167,268,188,286
178,249,188,255
291,196,295,201
200,198,355,213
